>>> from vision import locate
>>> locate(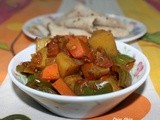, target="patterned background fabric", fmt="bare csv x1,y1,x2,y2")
0,0,160,119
